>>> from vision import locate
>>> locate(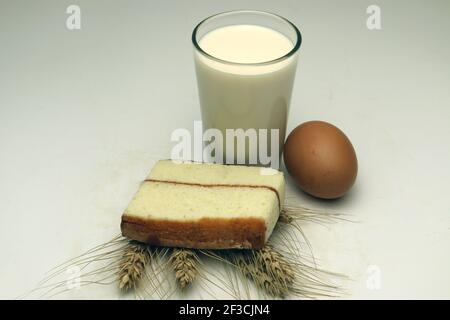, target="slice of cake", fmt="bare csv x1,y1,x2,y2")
121,160,285,249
